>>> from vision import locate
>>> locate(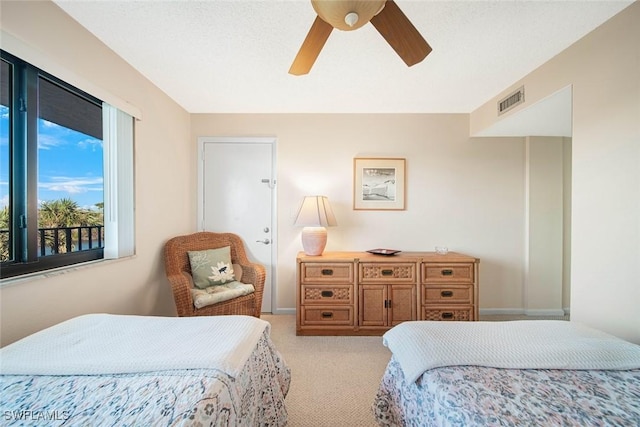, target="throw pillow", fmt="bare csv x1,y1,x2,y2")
188,246,235,289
